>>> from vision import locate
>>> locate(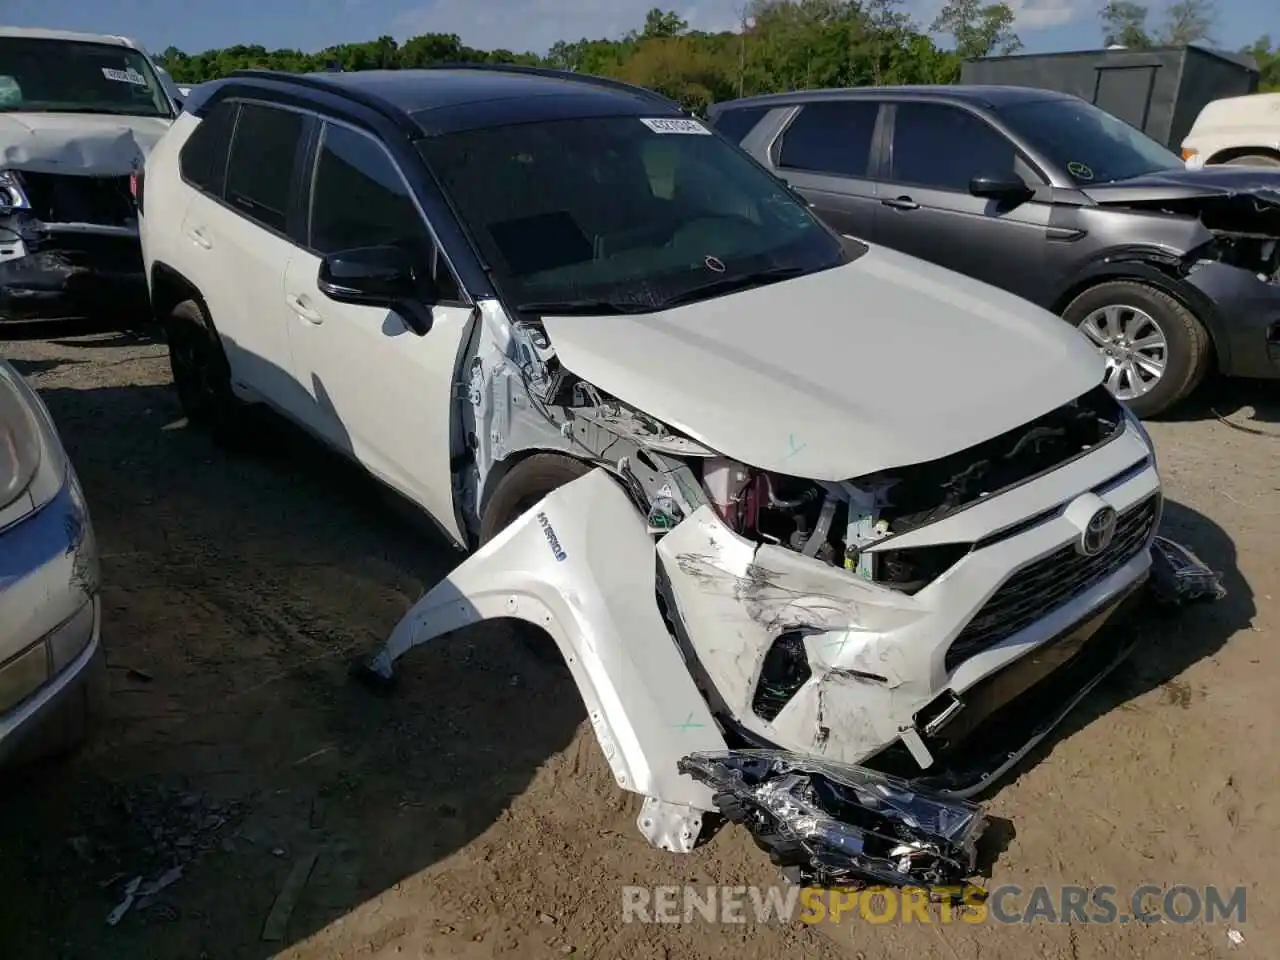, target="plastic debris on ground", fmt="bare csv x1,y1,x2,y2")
678,750,986,890
1147,536,1227,605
